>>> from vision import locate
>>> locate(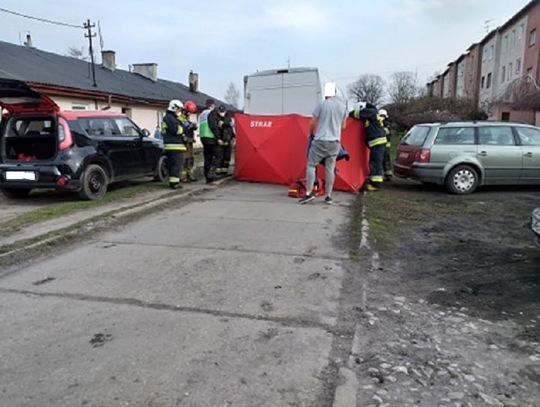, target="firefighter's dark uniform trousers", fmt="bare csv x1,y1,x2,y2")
161,111,187,187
